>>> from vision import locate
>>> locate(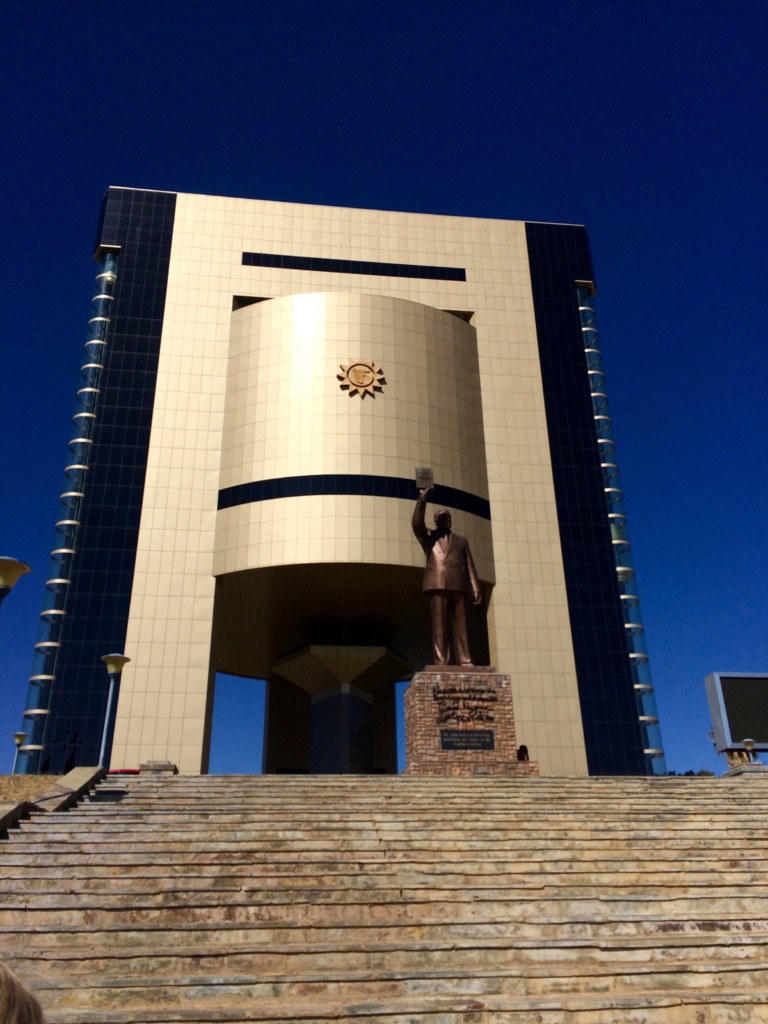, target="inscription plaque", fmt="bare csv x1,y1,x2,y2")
440,729,495,751
432,681,498,725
